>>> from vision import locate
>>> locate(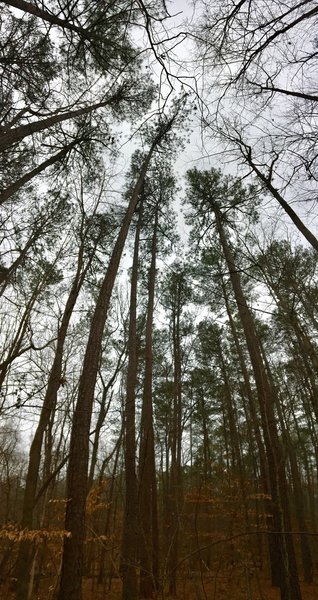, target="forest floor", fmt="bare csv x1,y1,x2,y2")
81,577,318,600
2,576,318,599
83,578,318,600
